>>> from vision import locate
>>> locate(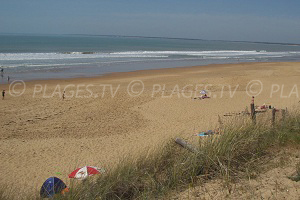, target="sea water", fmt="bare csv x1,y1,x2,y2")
1,34,300,81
